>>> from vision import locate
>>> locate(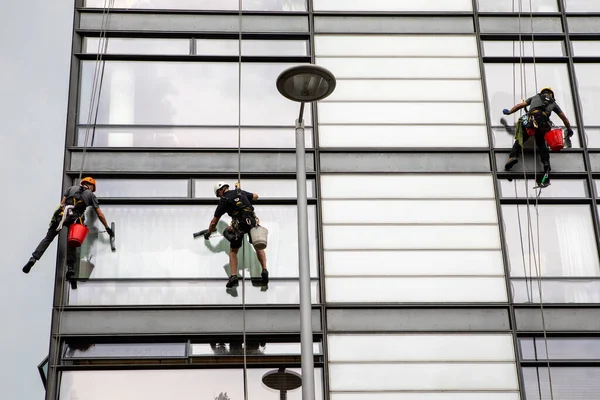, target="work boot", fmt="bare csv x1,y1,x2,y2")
22,257,36,274
226,275,239,288
65,265,76,281
261,269,269,284
504,157,519,171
